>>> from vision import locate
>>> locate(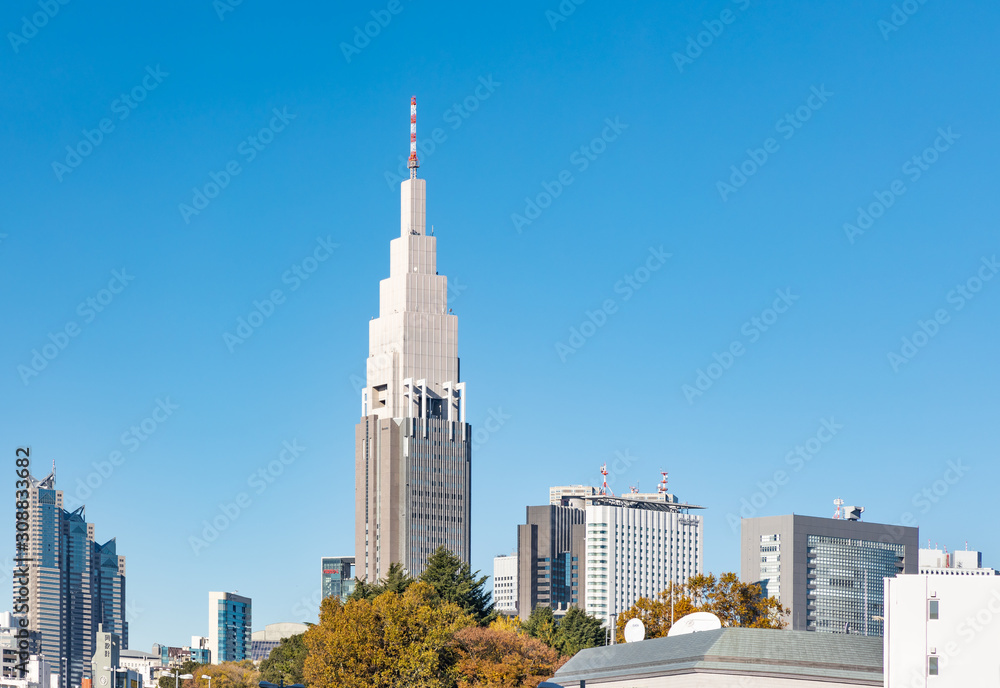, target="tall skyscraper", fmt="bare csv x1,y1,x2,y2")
741,513,918,635
207,592,250,664
18,469,127,688
355,97,472,581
